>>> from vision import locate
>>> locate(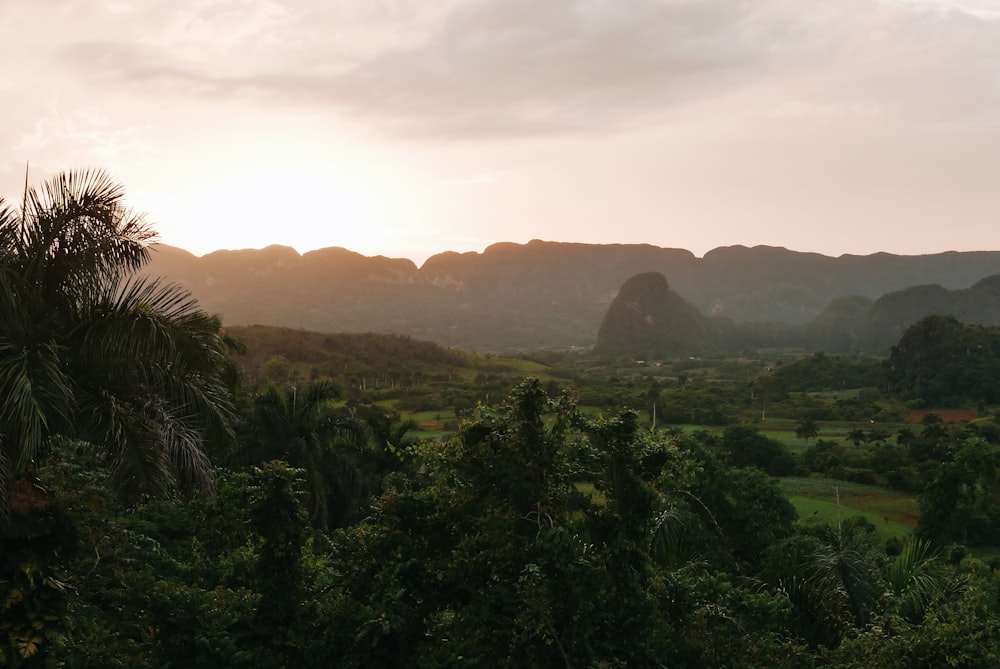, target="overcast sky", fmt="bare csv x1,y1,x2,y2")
2,0,999,264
